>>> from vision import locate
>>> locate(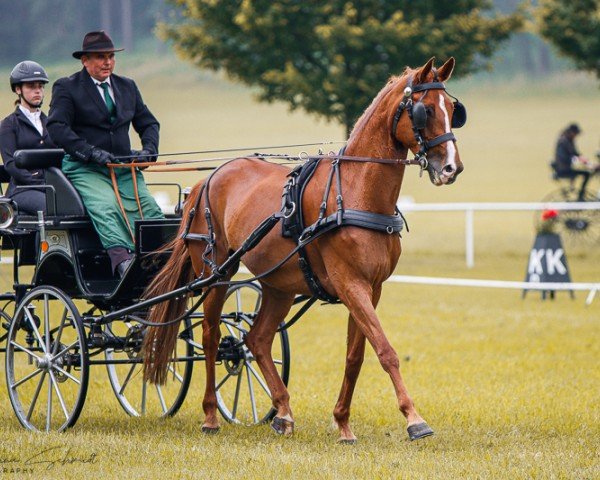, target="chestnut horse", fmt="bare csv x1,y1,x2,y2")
143,57,464,443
